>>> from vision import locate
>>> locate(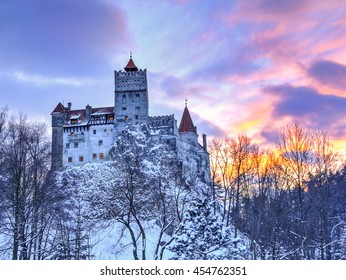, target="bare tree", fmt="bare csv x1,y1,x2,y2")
0,114,51,259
